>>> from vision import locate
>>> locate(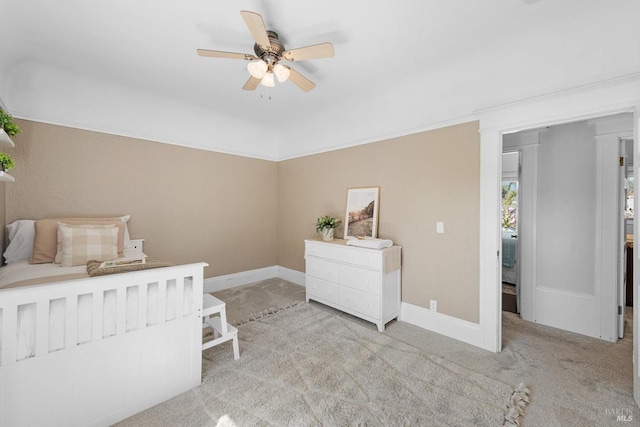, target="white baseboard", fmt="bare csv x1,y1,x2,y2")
274,266,306,287
203,265,305,294
204,266,278,293
400,302,486,350
204,269,489,351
